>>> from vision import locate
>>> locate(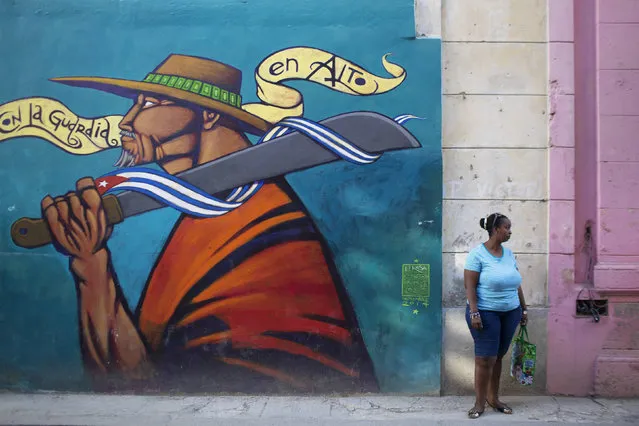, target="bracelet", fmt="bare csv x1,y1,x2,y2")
470,311,481,319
